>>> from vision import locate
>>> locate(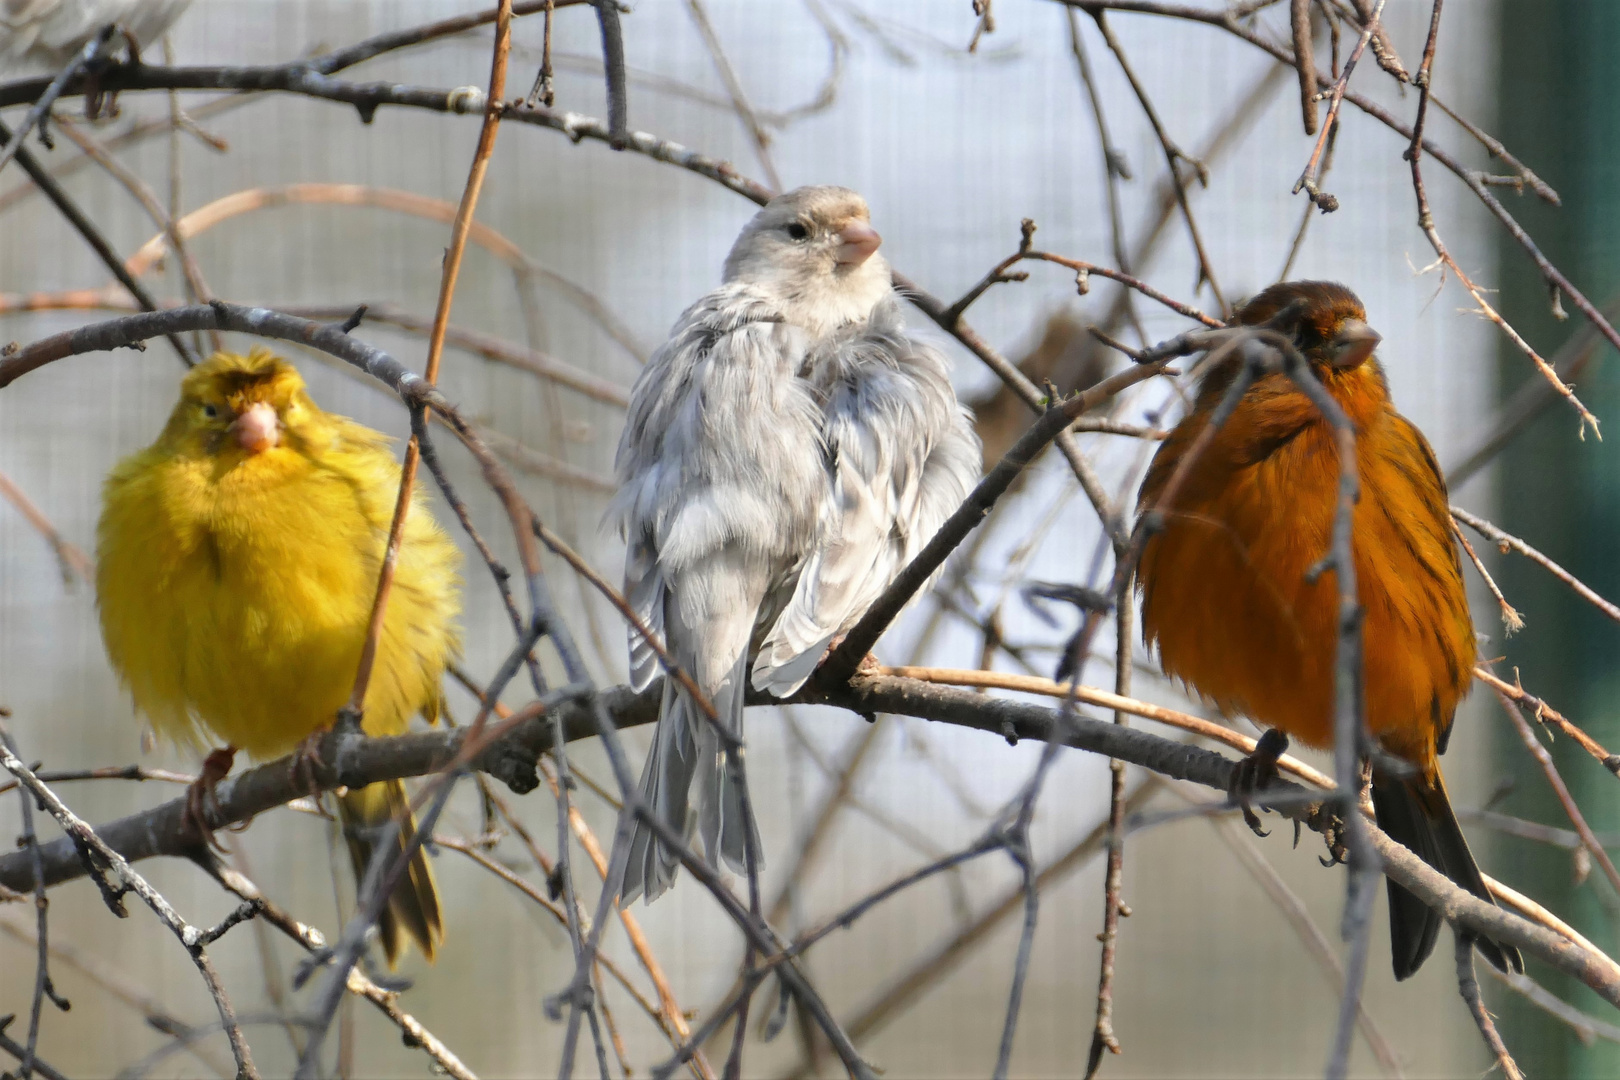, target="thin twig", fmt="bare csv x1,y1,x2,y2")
1454,507,1620,625
1475,666,1620,777
196,854,477,1079
1451,515,1523,634
1278,120,1337,281
1084,7,1227,313
0,118,196,365
0,743,258,1078
1400,0,1596,438
819,353,1176,683
1203,799,1403,1076
1291,0,1384,211
0,468,92,585
0,911,234,1078
1455,931,1524,1080
1445,296,1619,486
50,114,222,352
299,10,517,1073
0,721,61,1080
451,674,716,1079
590,0,629,147
1488,965,1620,1048
1085,578,1134,1077
345,3,513,719
684,0,782,191
780,780,1162,1079
1491,685,1620,898
1291,0,1318,134
0,27,115,179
